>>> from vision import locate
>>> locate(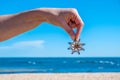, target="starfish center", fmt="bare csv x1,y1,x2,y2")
74,44,79,48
